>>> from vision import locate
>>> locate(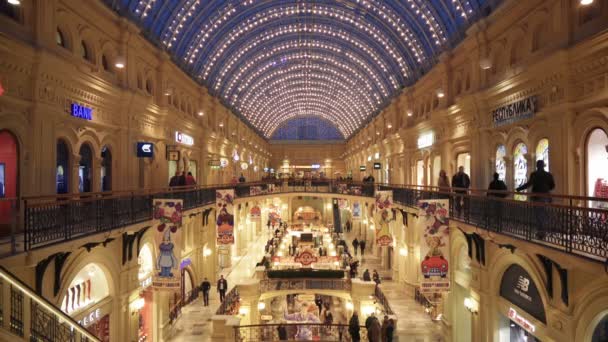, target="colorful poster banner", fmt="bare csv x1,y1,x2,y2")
250,186,263,196
374,191,393,246
338,199,348,209
418,200,450,293
250,204,261,219
352,201,361,221
216,190,235,245
152,199,183,290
